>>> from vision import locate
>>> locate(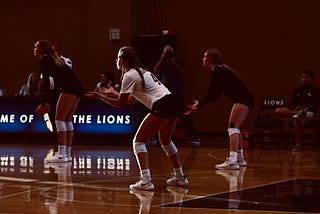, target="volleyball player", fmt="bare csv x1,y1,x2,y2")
186,48,254,170
34,39,84,163
85,46,188,190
